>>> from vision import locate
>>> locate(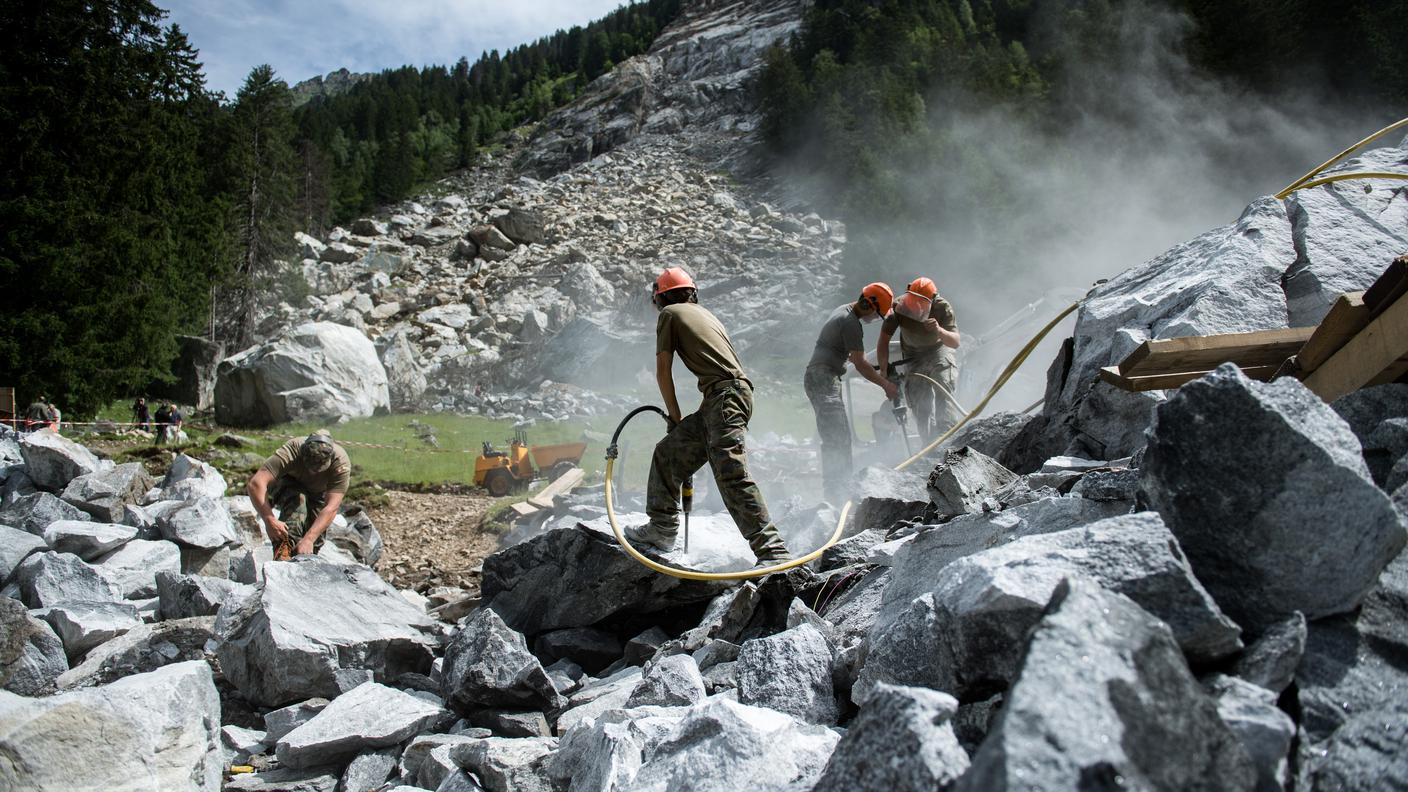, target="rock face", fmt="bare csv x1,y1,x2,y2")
959,579,1255,791
0,660,222,792
440,607,559,713
18,430,106,491
42,600,142,660
0,596,67,695
57,616,215,689
95,538,181,598
0,491,88,535
60,463,154,523
1142,364,1407,630
16,550,124,608
157,571,252,619
156,496,239,550
214,557,436,706
275,681,449,768
214,321,390,426
926,447,1018,517
736,623,838,724
813,683,969,792
0,523,47,584
41,519,137,561
859,512,1241,701
626,653,706,707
